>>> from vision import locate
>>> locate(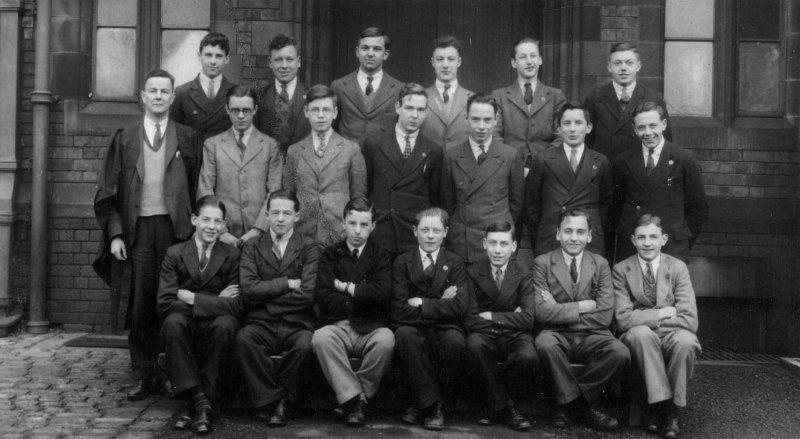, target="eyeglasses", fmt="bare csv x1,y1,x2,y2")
228,107,254,115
